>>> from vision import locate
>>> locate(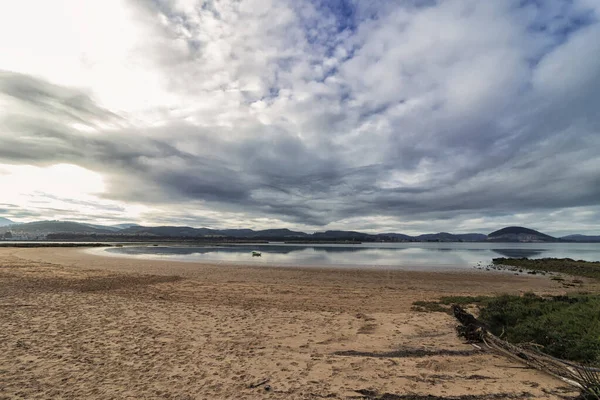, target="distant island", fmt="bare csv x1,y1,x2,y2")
1,220,599,243
487,226,558,242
